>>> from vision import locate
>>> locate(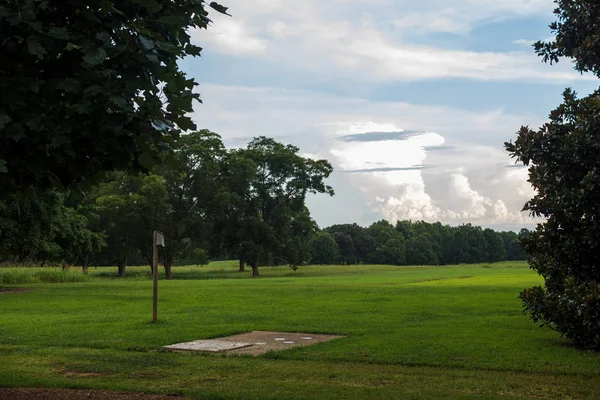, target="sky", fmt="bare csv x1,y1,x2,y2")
183,0,597,231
